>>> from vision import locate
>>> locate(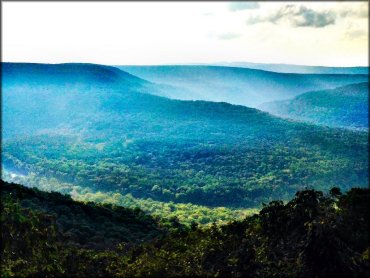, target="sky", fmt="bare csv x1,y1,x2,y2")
2,1,368,67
